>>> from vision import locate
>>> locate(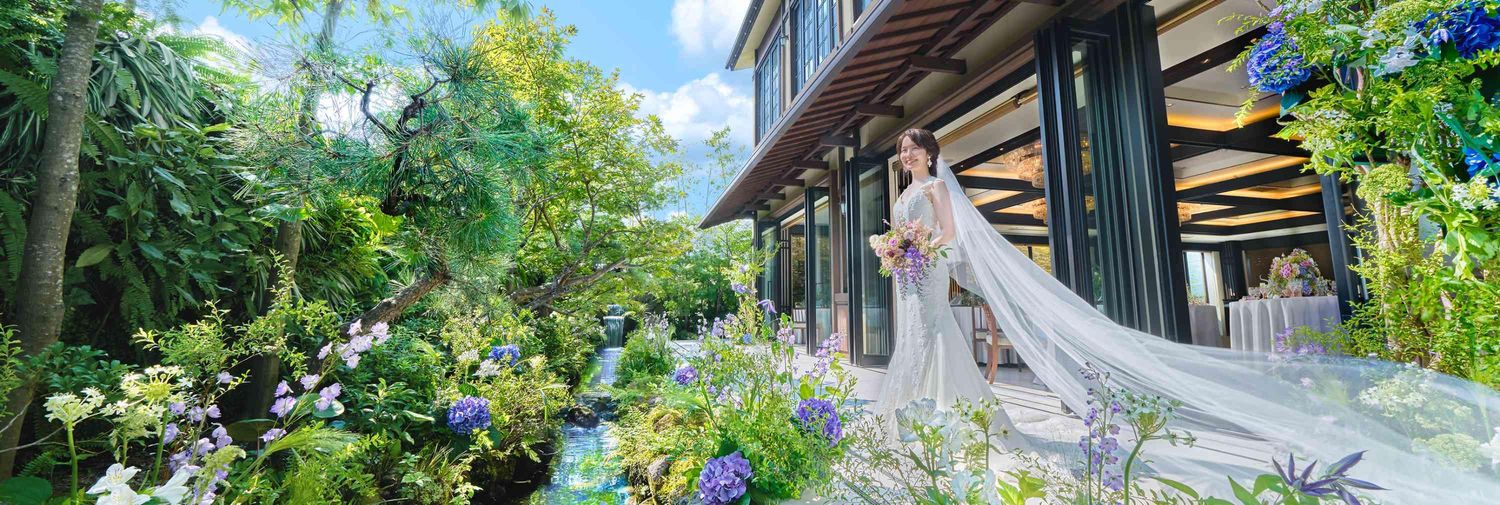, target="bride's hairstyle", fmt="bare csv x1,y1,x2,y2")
898,128,940,164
